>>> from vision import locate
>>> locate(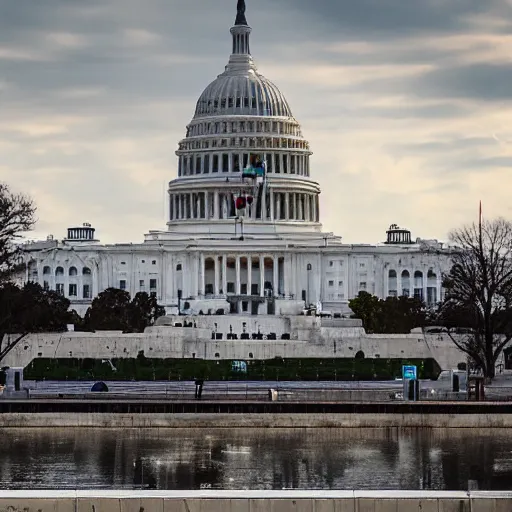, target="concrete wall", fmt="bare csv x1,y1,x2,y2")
2,412,512,429
0,490,510,511
1,317,470,370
